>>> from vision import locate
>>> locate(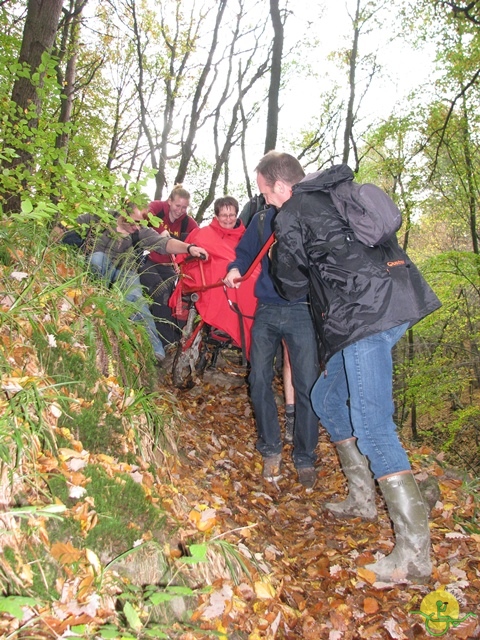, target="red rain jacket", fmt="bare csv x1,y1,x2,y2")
169,217,259,357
